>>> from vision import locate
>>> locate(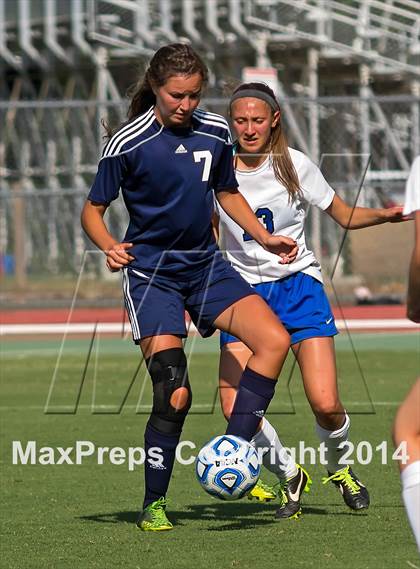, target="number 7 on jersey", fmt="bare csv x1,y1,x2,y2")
193,151,212,182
